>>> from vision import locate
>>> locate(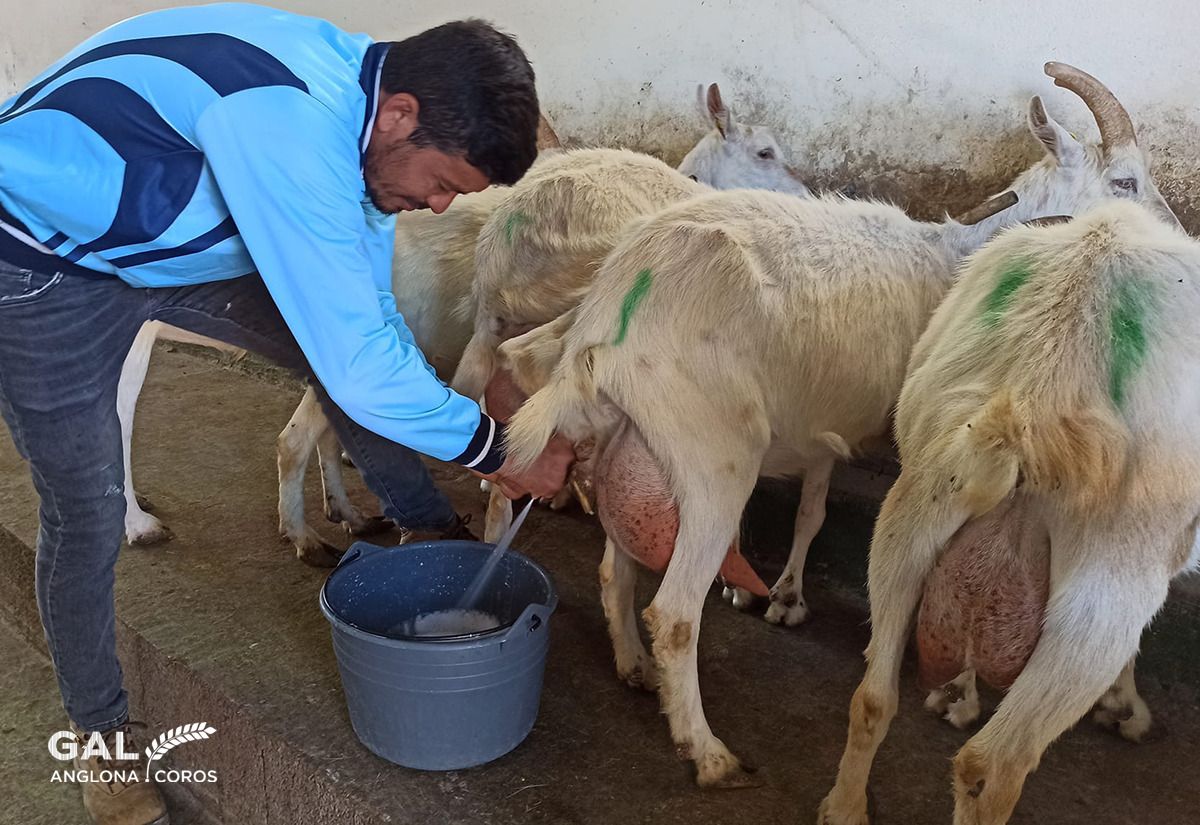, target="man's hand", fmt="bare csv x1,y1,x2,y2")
474,434,575,500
